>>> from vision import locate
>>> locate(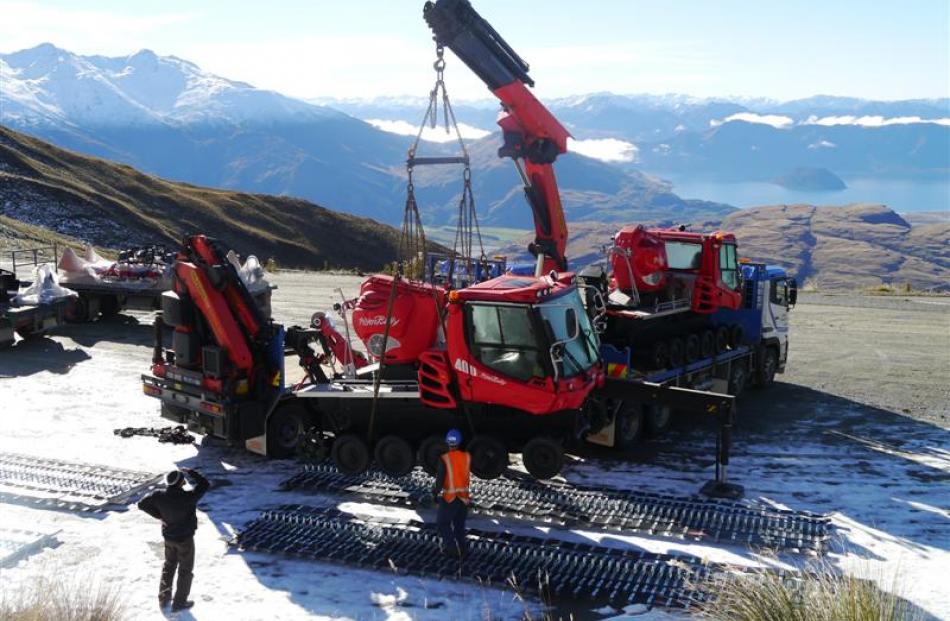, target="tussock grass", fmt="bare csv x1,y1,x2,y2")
0,574,126,621
697,562,921,621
